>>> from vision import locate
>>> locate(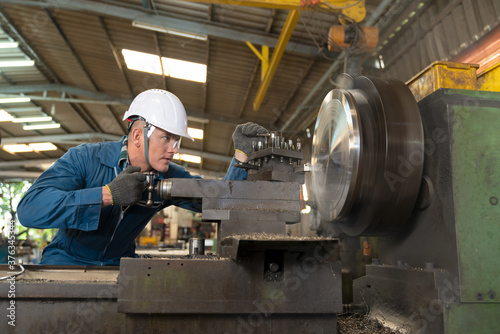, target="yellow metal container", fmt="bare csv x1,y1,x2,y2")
406,61,479,101
139,236,158,247
478,63,500,93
